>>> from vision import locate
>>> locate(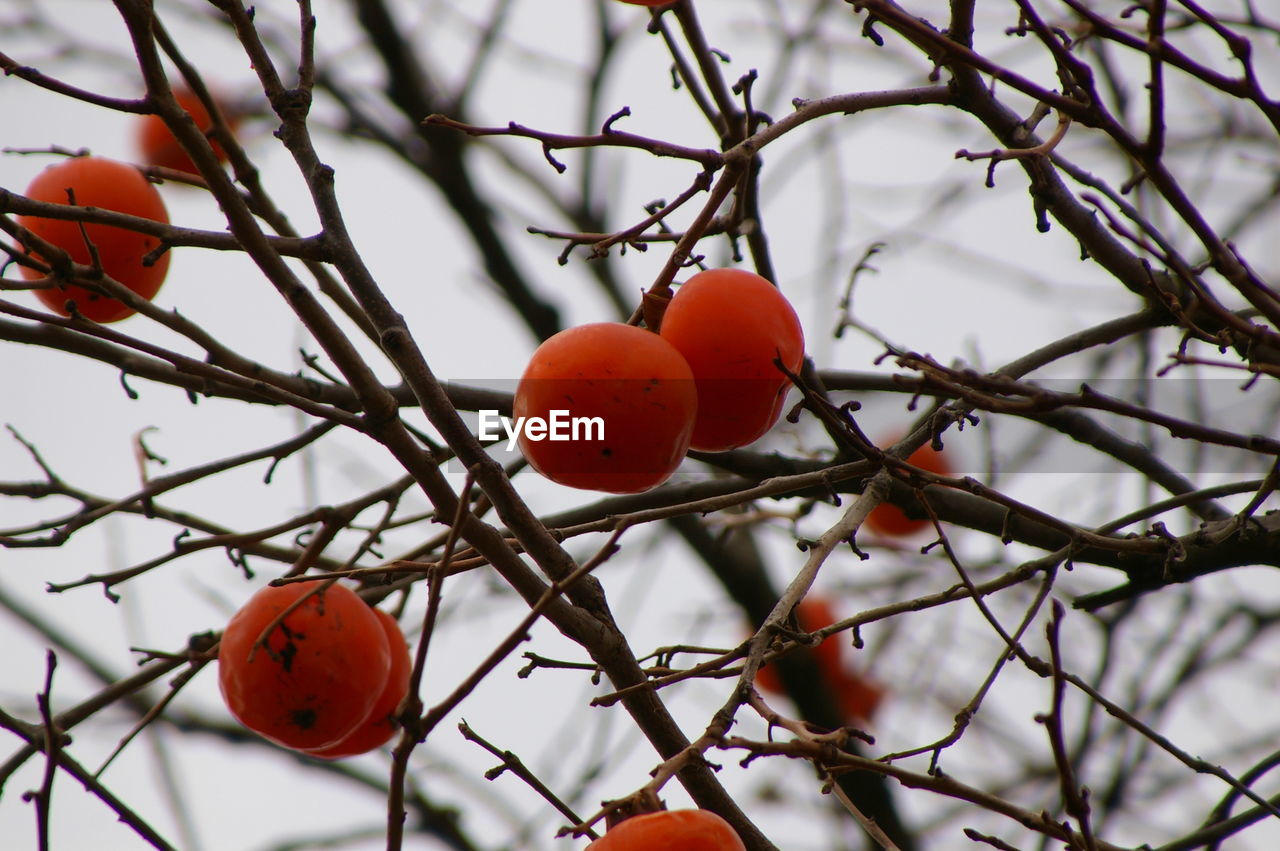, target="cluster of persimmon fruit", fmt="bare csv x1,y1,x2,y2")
13,85,234,323
217,581,413,759
12,41,939,851
514,267,806,494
